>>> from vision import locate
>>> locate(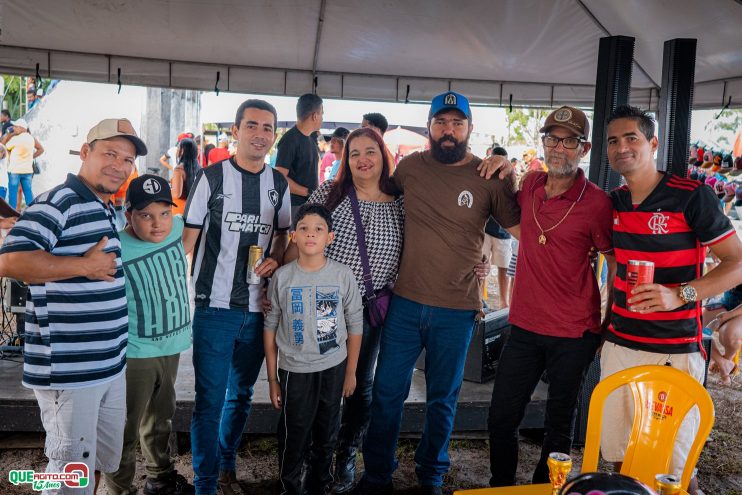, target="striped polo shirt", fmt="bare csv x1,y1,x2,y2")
0,174,127,389
609,173,735,354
